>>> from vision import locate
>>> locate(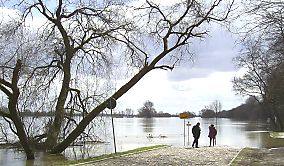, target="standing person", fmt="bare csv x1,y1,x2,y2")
208,124,217,147
192,122,201,148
